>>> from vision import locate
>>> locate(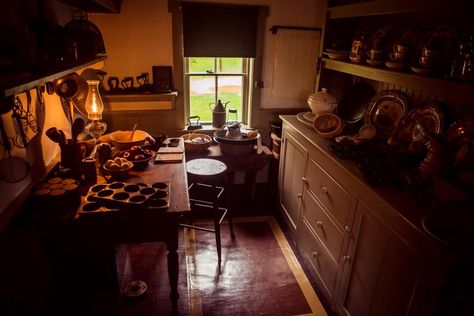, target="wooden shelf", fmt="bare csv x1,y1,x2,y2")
102,91,178,102
327,0,449,19
323,58,474,101
1,56,107,98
